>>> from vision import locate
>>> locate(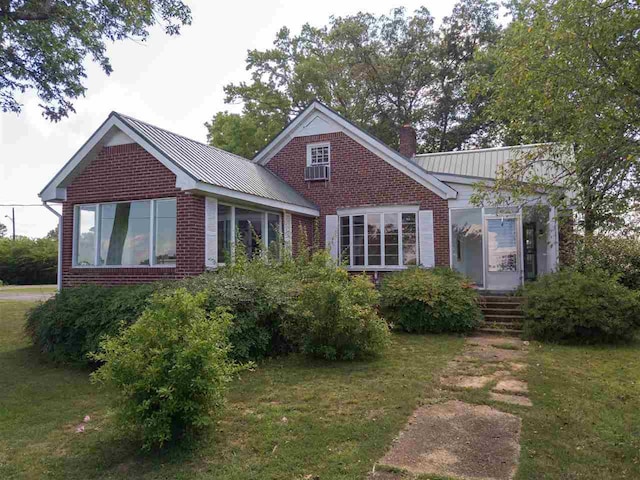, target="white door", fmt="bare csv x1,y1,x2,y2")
484,215,522,291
